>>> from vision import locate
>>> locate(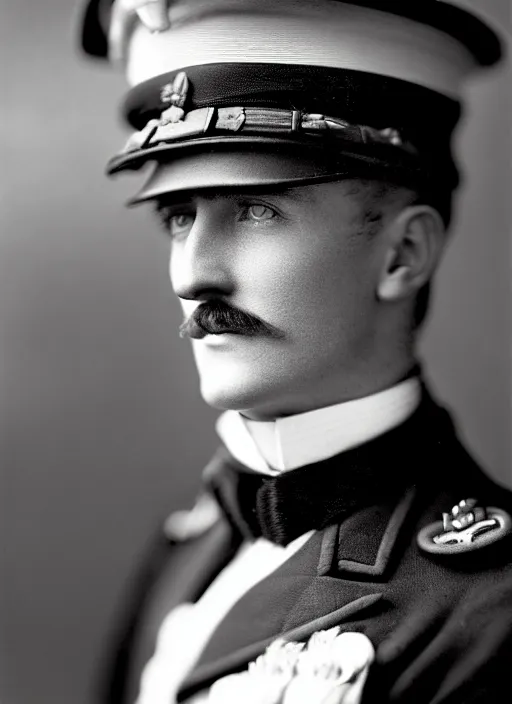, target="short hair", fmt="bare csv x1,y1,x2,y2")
353,180,454,231
350,179,454,329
